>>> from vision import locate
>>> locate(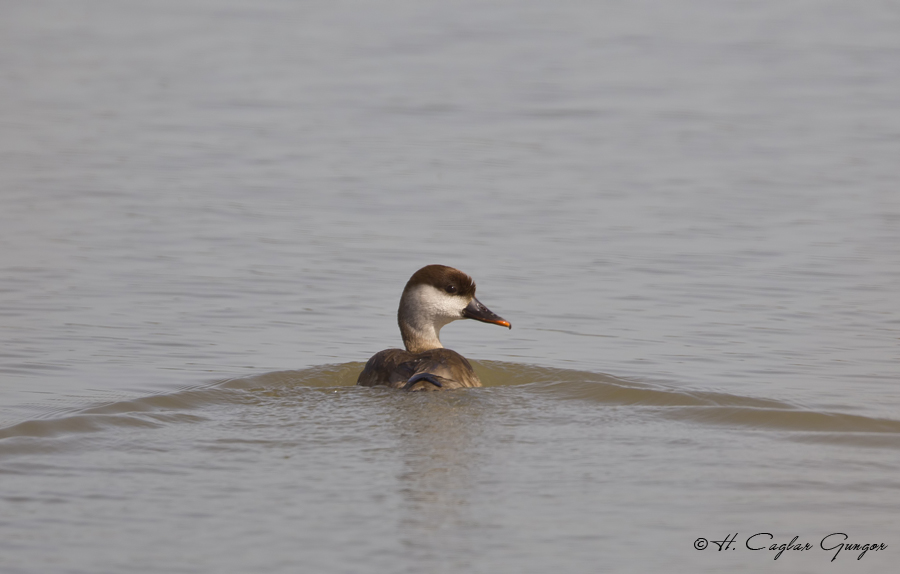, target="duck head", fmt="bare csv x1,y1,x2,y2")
397,264,510,353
